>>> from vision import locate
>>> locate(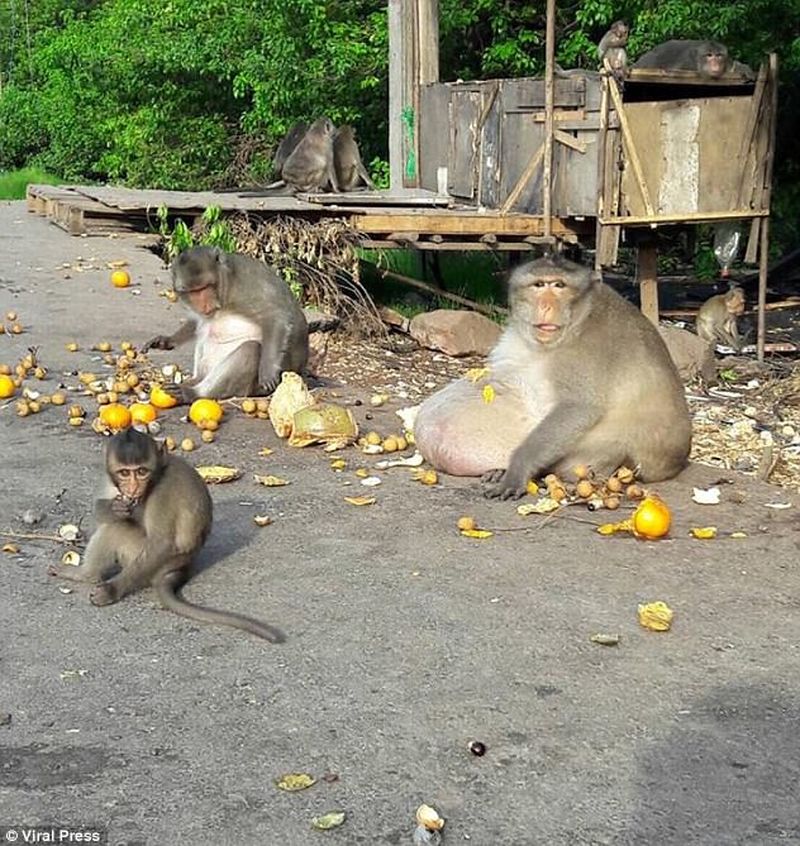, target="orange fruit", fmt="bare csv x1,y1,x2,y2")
0,374,16,399
129,402,157,425
111,269,131,288
99,403,132,430
632,495,671,540
189,398,224,427
150,385,179,409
